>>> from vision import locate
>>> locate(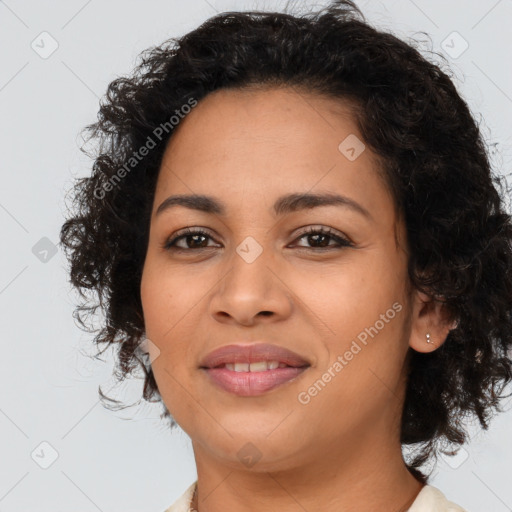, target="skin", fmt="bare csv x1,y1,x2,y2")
140,86,454,512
